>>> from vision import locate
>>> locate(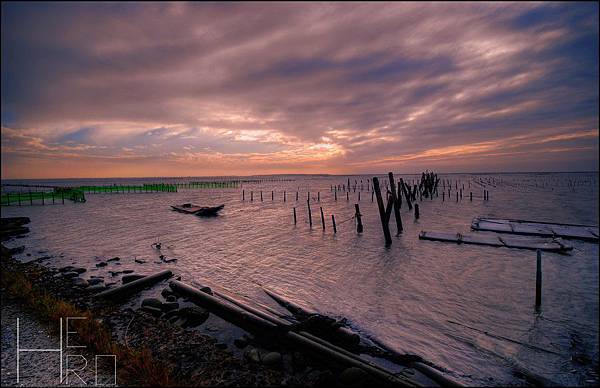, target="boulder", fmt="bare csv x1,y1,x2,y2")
262,352,282,367
179,306,209,327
